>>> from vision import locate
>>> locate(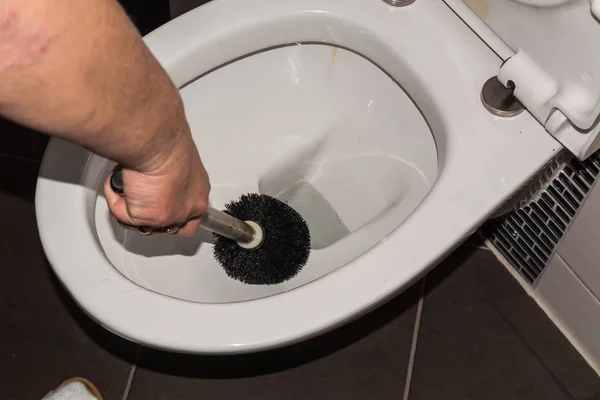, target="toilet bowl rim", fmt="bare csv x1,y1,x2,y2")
34,0,561,353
